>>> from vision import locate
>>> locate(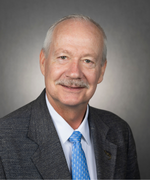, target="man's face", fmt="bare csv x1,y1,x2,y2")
40,19,107,110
